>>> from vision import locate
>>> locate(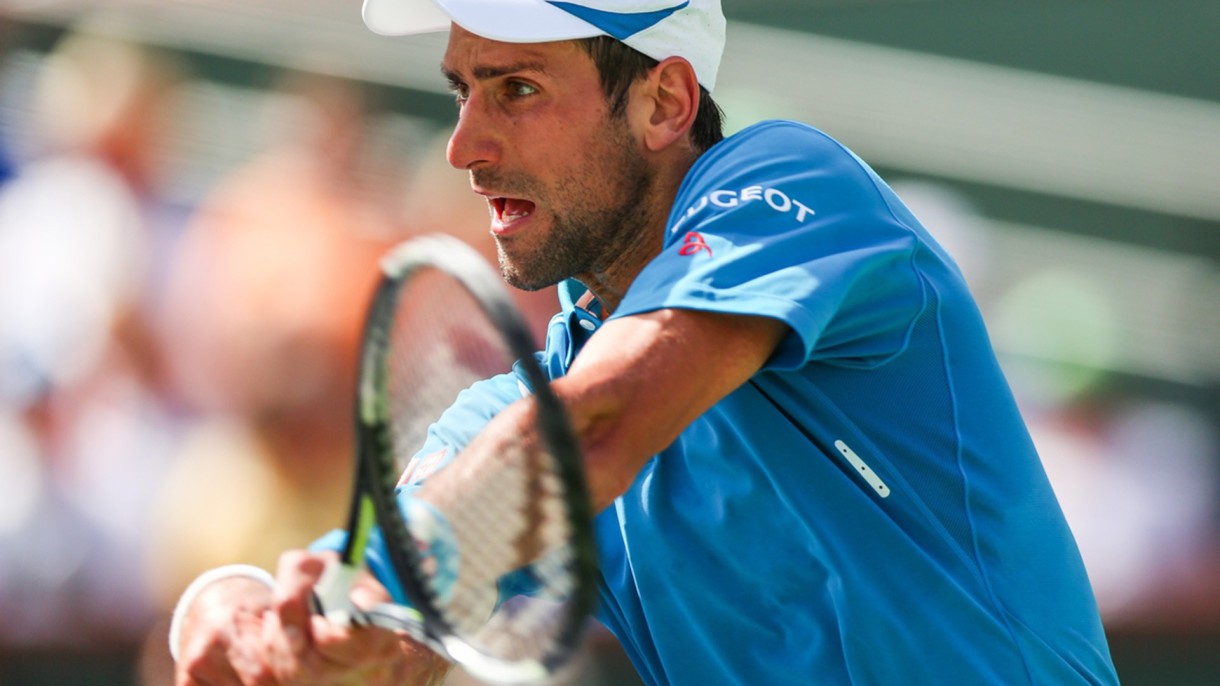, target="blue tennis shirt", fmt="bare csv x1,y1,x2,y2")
326,120,1119,685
